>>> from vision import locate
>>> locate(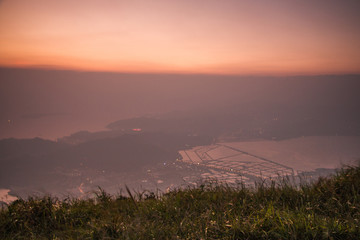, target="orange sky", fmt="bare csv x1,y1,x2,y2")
0,0,360,75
